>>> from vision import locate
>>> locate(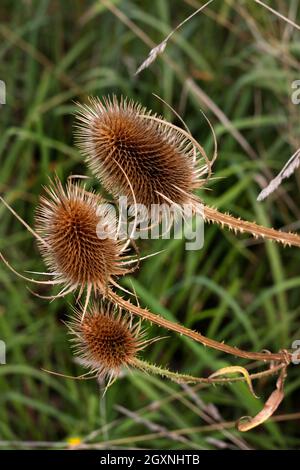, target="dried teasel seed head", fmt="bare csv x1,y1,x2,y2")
75,96,206,209
75,96,300,249
35,178,131,300
67,301,226,388
68,302,148,380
